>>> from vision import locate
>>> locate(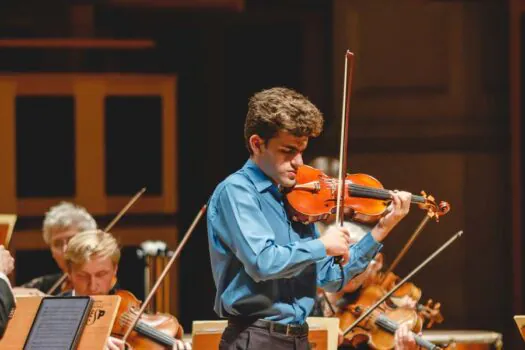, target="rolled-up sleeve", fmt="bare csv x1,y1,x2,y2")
210,183,327,282
316,231,382,292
